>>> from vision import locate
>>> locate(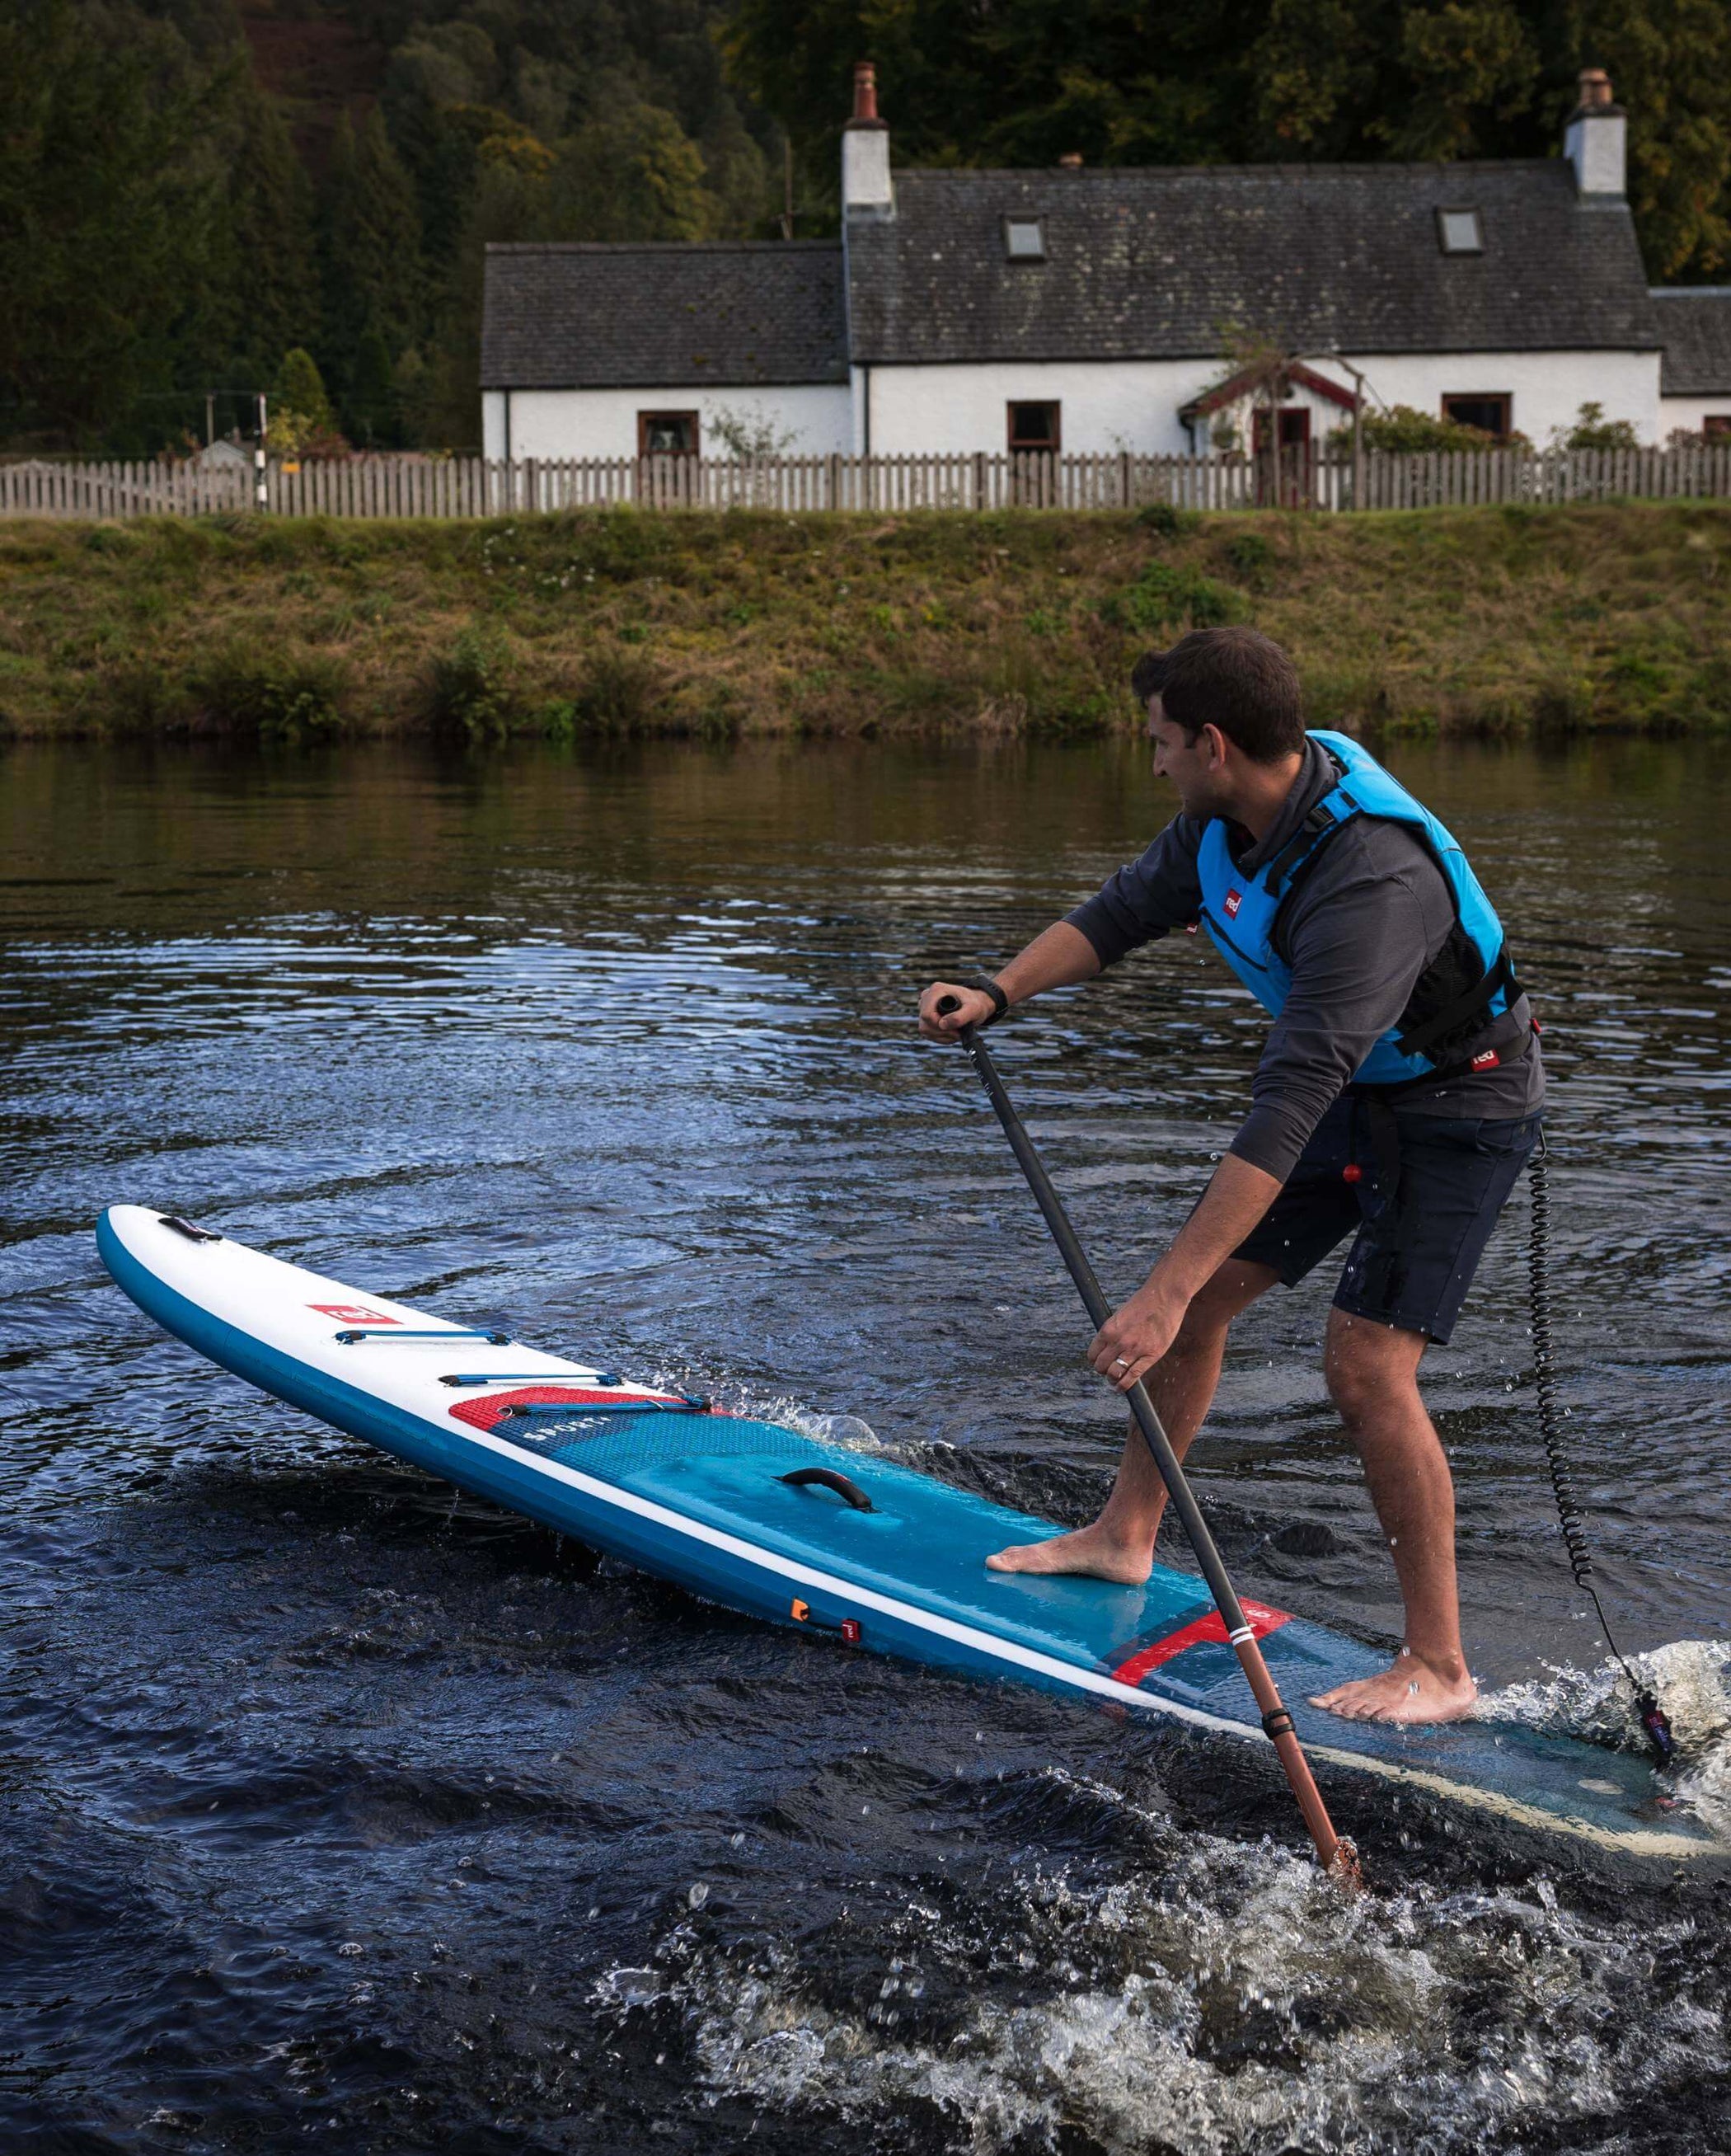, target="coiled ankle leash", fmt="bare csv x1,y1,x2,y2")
1529,1132,1674,1762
